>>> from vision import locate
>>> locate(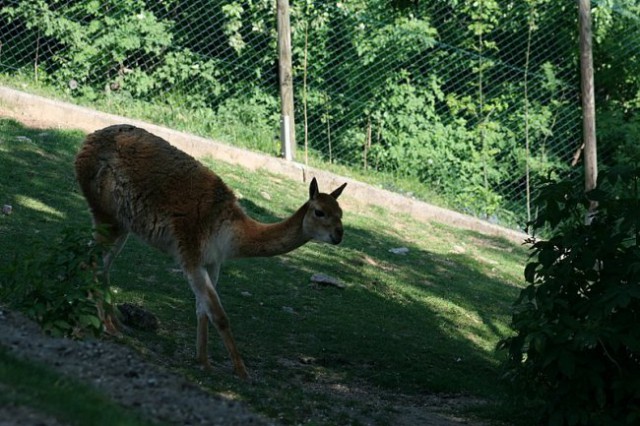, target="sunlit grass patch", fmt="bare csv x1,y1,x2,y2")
15,195,65,218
